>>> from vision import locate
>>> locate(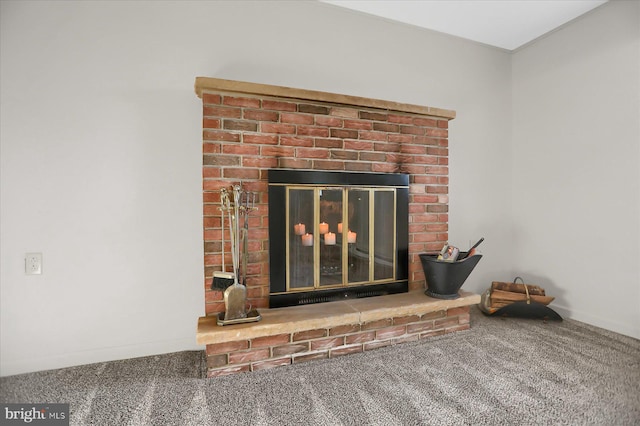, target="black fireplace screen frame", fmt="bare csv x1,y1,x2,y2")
268,169,409,308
